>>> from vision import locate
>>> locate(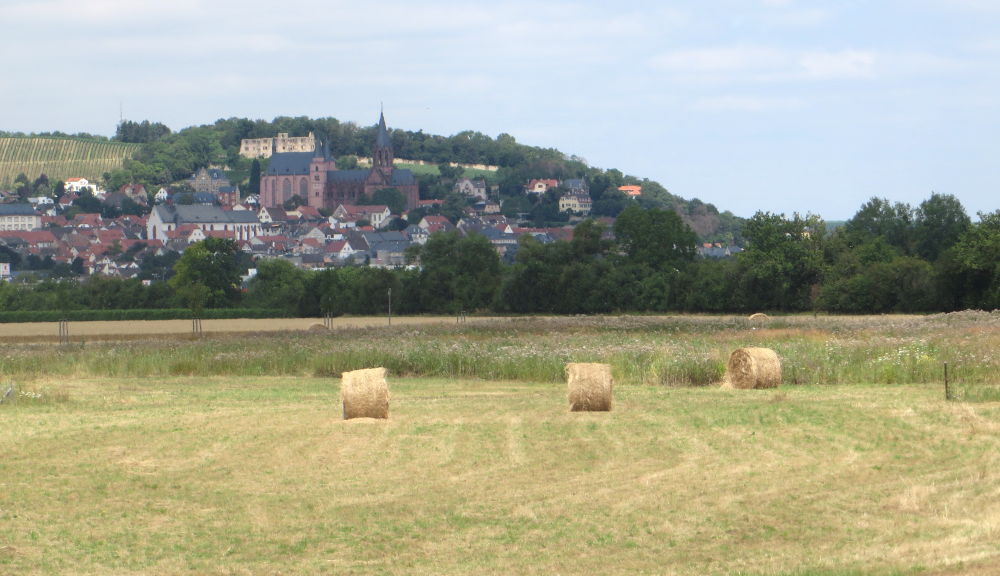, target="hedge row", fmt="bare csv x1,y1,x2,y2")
0,309,291,323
